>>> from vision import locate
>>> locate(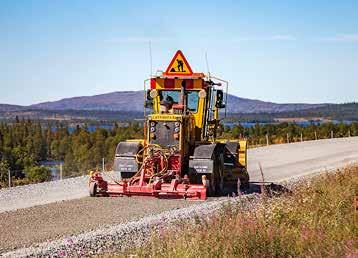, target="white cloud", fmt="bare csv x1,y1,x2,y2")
319,34,358,42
